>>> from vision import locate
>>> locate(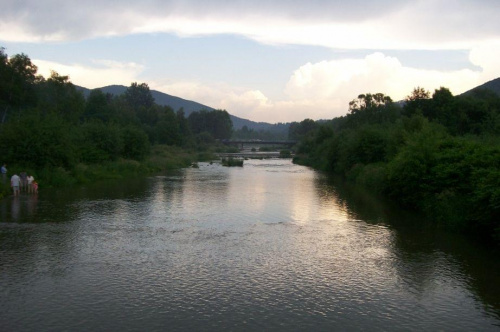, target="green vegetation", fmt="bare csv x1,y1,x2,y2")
232,123,289,140
279,150,292,158
0,48,228,189
293,88,500,245
221,157,244,167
